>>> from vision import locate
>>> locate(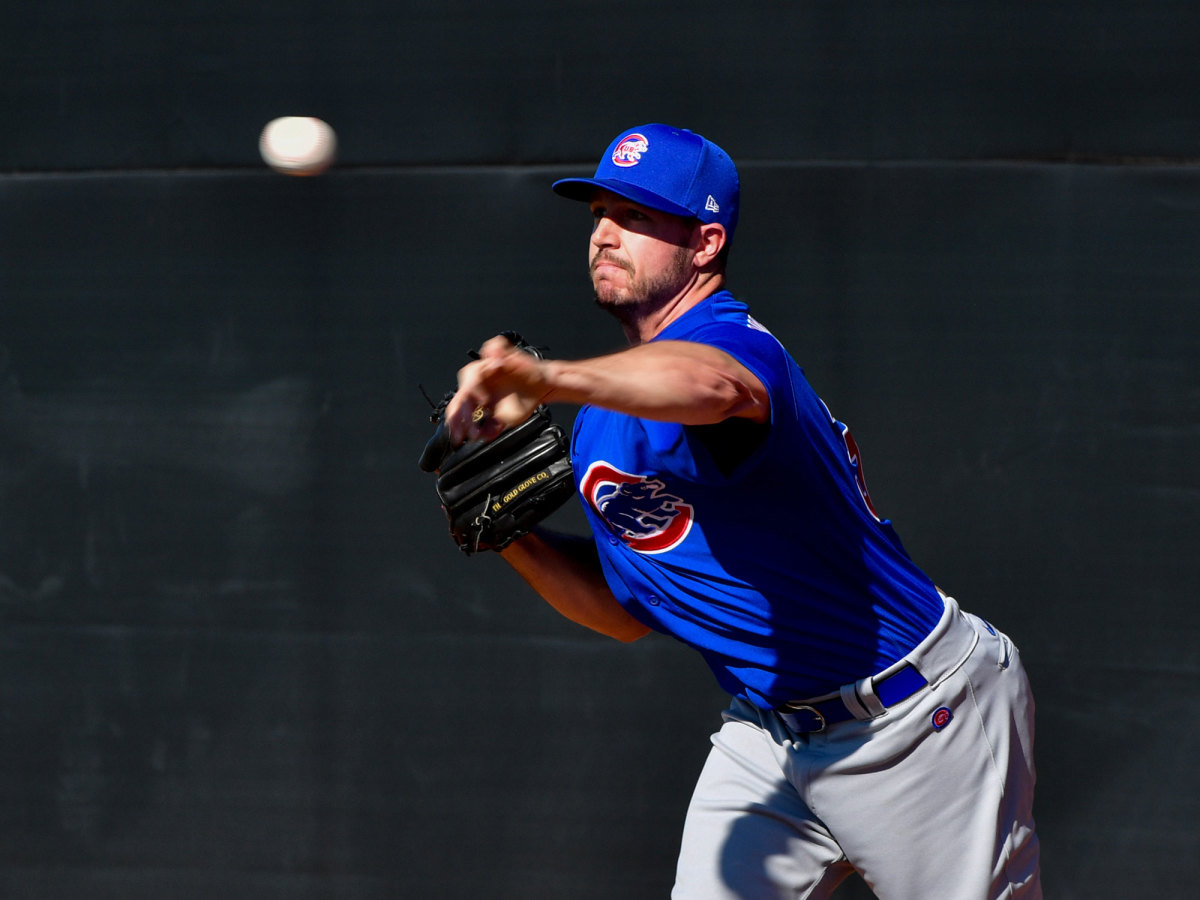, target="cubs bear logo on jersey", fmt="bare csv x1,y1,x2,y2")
580,461,694,553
